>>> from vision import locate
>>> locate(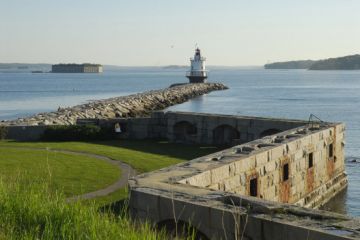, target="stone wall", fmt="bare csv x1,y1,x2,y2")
163,111,307,145
178,123,347,208
130,187,358,240
4,125,48,141
89,111,309,145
